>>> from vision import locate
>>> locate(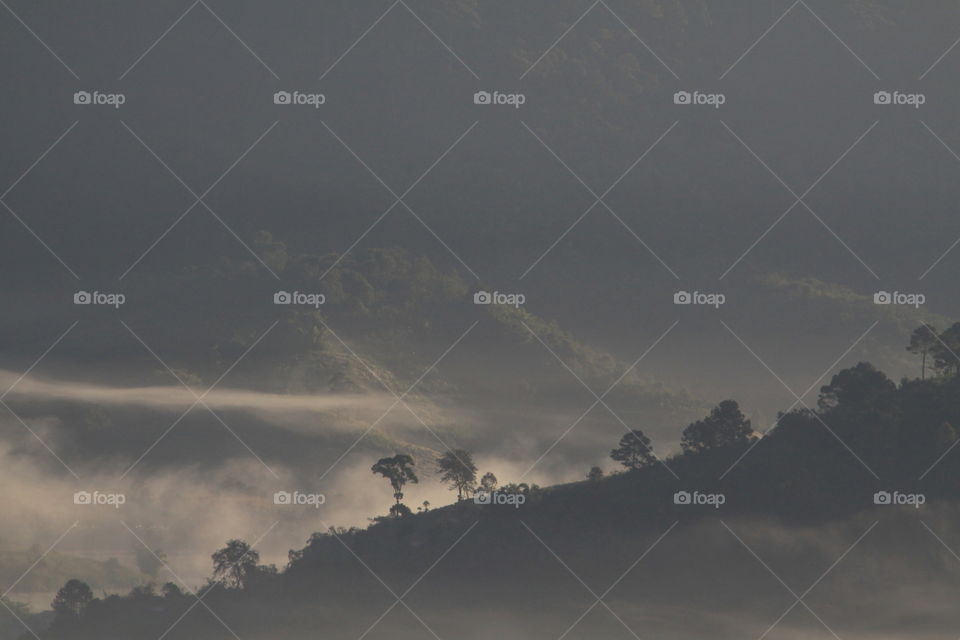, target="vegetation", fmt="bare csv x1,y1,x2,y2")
436,449,478,501
679,400,755,455
478,471,498,493
0,550,141,595
609,429,657,470
28,335,960,638
370,454,419,514
908,323,960,378
210,540,259,590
